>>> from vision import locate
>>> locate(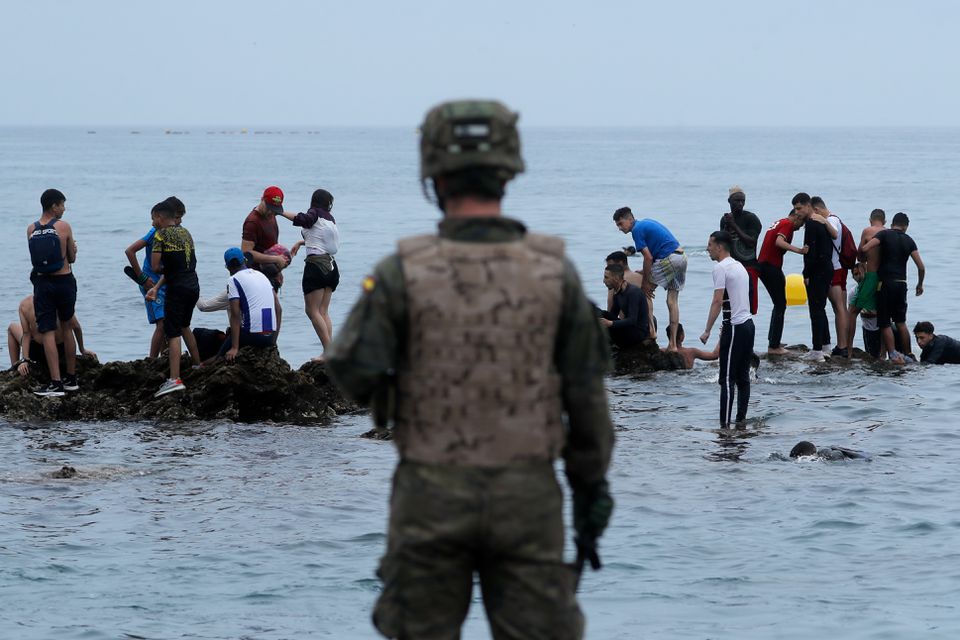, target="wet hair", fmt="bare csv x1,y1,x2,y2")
435,167,505,203
151,200,177,220
892,211,910,227
913,321,934,335
670,323,685,342
791,192,811,206
604,263,626,279
311,189,334,210
810,195,826,209
870,208,886,223
790,441,817,458
612,207,634,222
605,250,629,264
709,230,733,252
40,188,66,211
163,196,186,217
